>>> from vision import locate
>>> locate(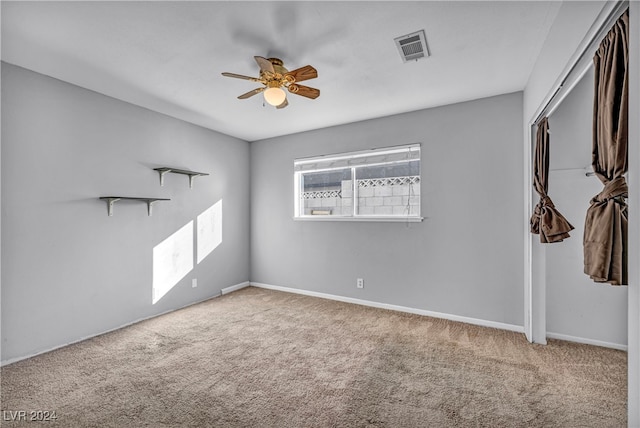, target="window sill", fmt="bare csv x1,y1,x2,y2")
293,216,424,223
